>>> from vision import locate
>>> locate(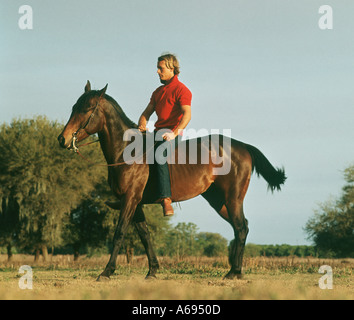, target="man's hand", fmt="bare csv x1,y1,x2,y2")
162,132,176,141
138,103,155,133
